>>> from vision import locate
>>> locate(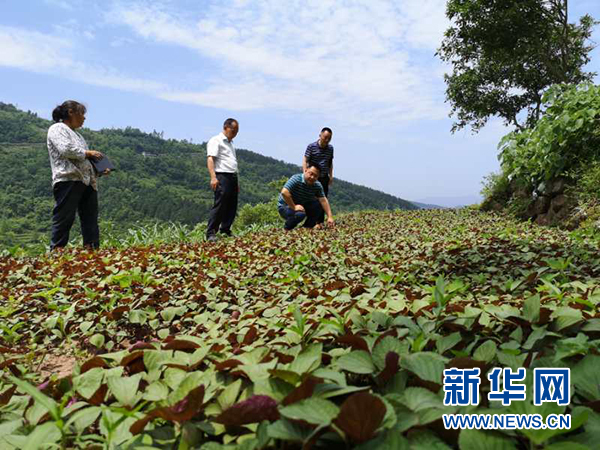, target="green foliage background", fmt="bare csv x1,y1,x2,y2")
499,83,600,188
0,103,416,248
